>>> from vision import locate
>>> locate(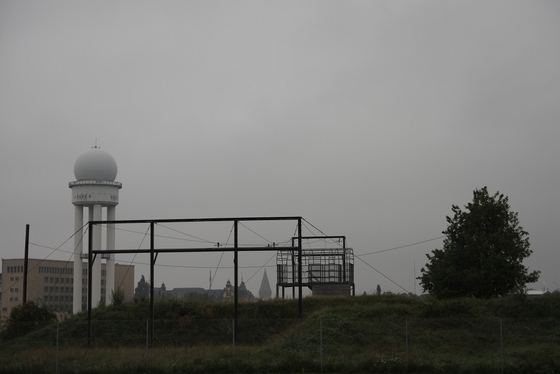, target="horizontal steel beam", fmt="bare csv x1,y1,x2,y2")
90,246,300,255
89,216,302,225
